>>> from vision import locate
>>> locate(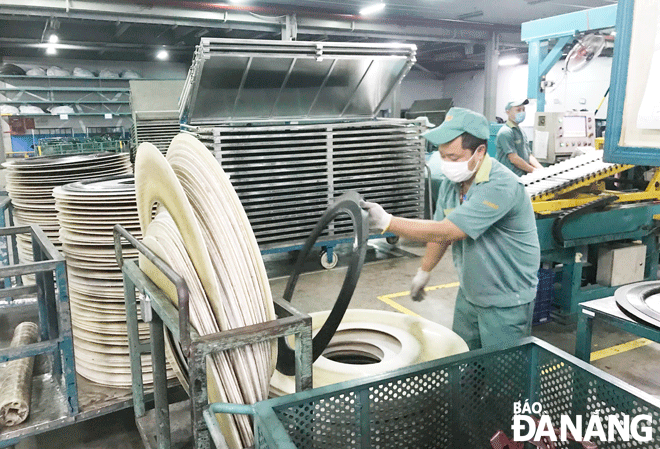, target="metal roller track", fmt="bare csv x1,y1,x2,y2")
520,152,629,199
